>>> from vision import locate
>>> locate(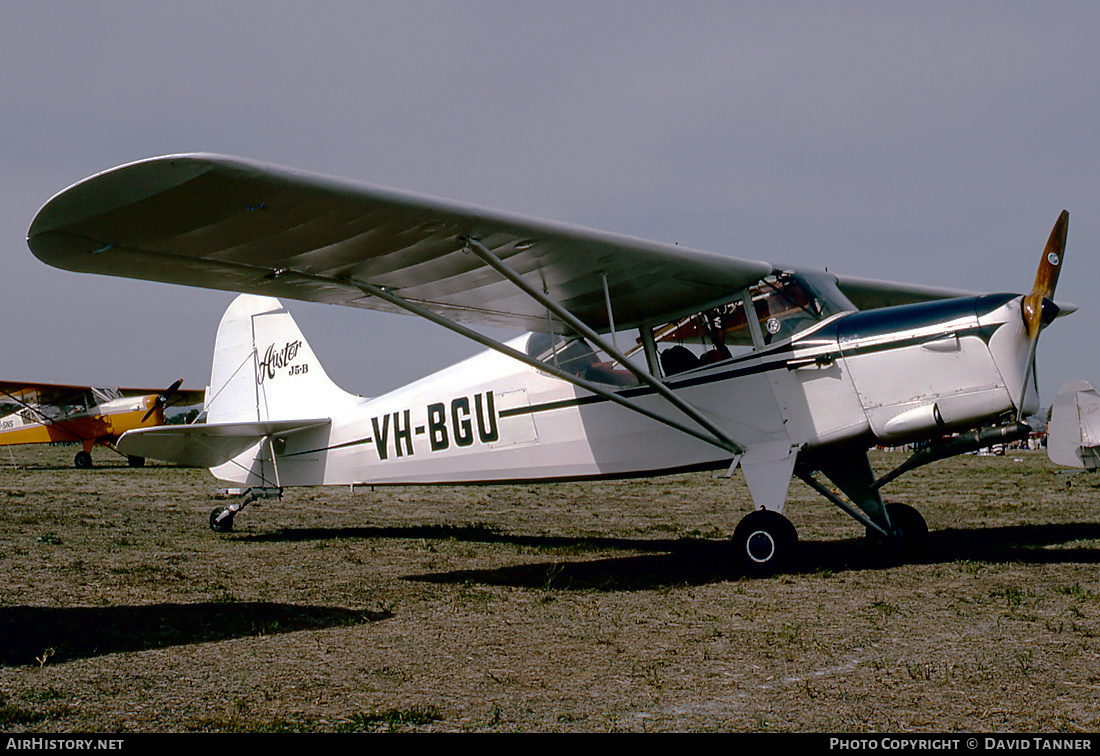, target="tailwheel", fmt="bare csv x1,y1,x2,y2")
74,450,93,469
866,502,928,560
209,507,235,533
207,488,280,534
732,509,798,576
